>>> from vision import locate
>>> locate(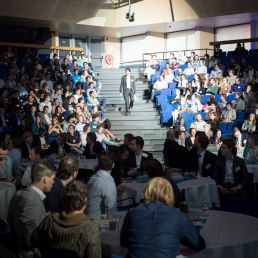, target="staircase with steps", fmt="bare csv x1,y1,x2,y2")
95,68,167,160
